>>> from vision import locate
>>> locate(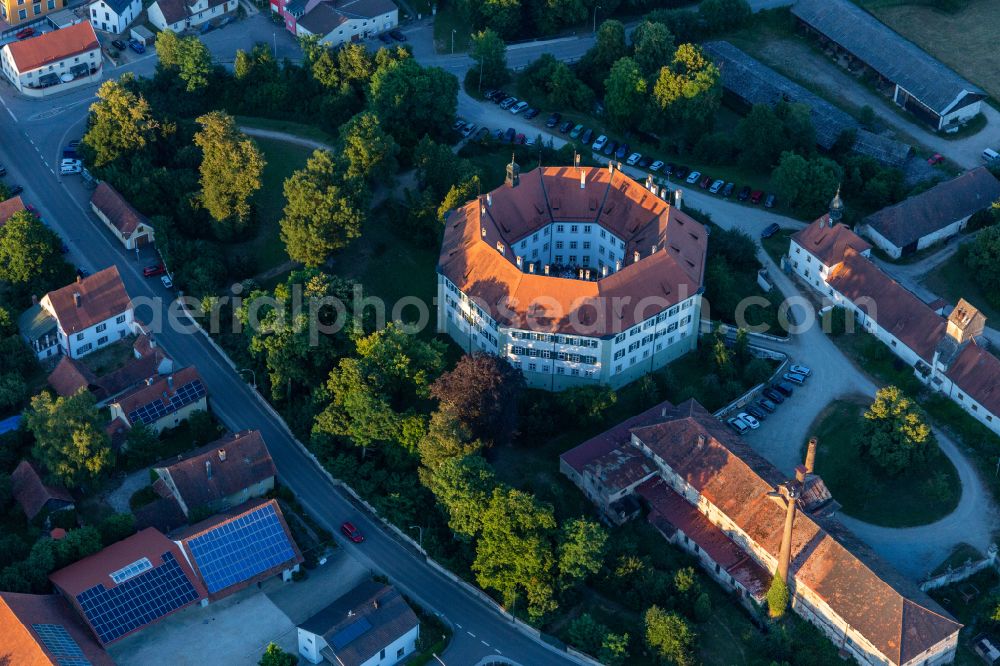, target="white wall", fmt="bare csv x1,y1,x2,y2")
313,8,398,46
0,45,101,94
46,305,134,359
147,2,186,31
298,623,418,666
89,0,140,33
